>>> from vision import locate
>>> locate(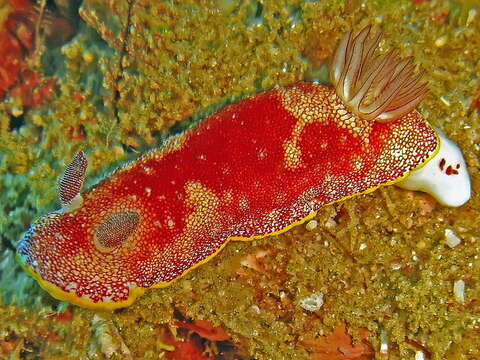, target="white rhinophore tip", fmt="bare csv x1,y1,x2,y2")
62,193,83,213
397,129,471,207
